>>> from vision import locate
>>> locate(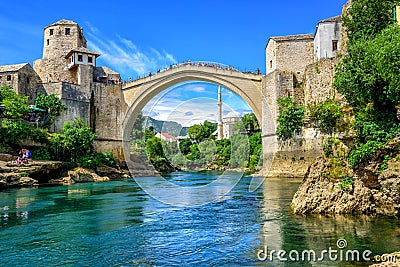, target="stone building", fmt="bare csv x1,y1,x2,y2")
314,15,342,61
265,34,314,84
34,19,89,84
222,117,241,139
31,19,125,157
0,63,40,103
